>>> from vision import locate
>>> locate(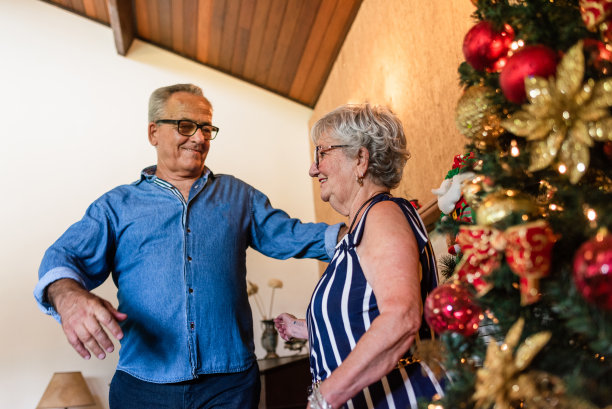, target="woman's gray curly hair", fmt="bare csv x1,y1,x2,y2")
311,103,411,189
148,83,211,122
